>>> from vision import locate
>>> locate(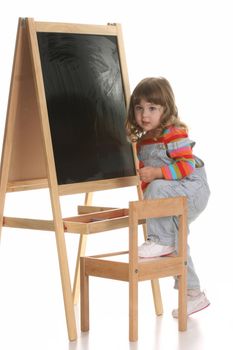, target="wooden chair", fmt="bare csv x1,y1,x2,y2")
80,196,188,341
